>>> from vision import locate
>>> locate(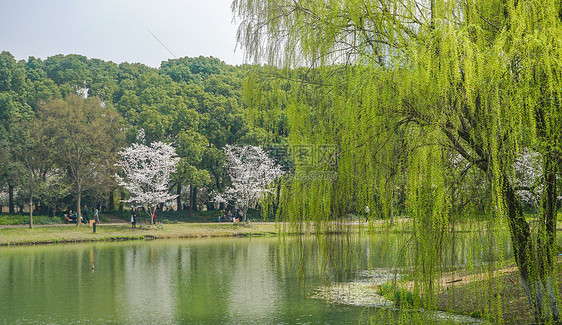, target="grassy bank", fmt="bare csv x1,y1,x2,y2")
434,259,562,324
0,222,281,246
0,219,388,246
